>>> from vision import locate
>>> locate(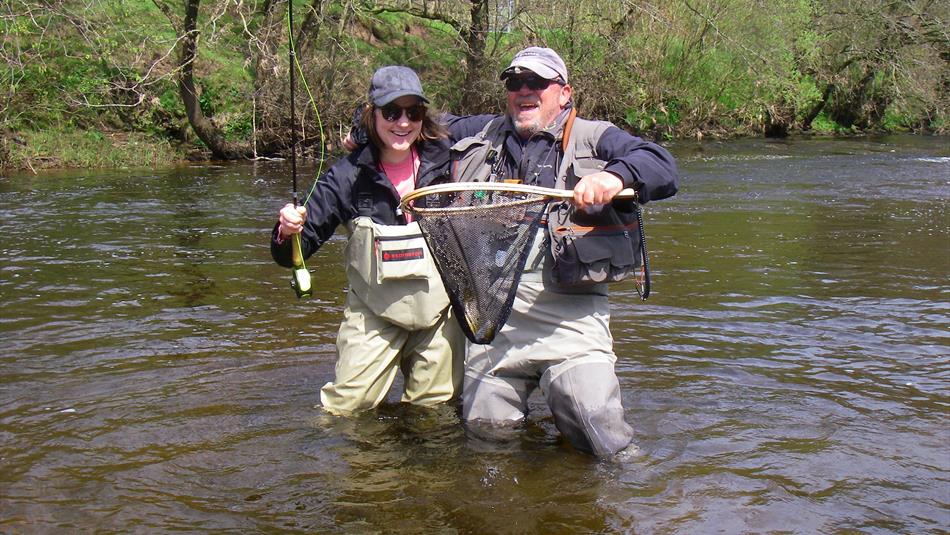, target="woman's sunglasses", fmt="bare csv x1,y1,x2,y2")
379,103,426,122
504,75,562,92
